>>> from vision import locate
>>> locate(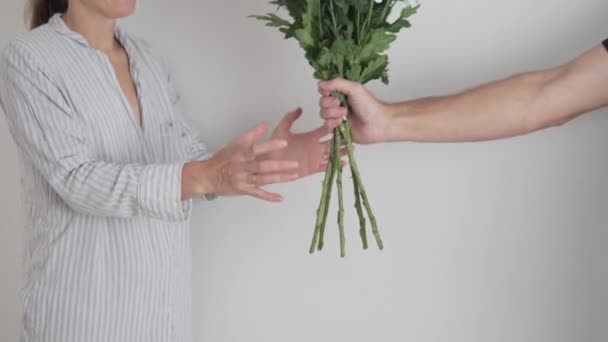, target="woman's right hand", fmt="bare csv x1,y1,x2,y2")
183,122,299,202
